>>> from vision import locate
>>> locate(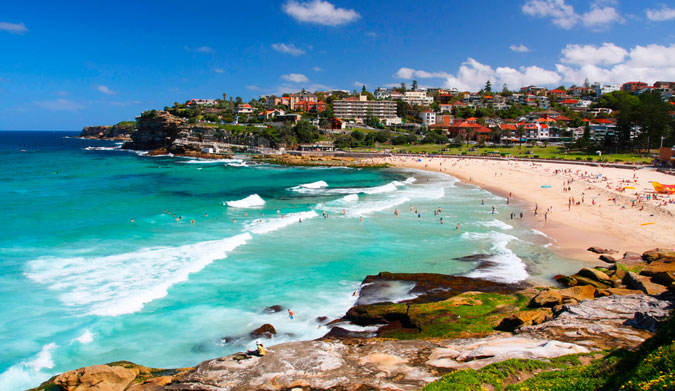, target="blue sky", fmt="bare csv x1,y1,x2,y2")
1,0,674,130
